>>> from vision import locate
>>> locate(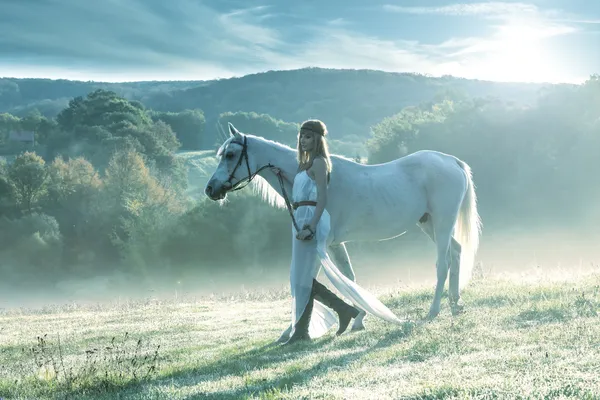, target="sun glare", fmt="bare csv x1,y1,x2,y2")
482,41,554,83
479,25,572,83
436,24,578,84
